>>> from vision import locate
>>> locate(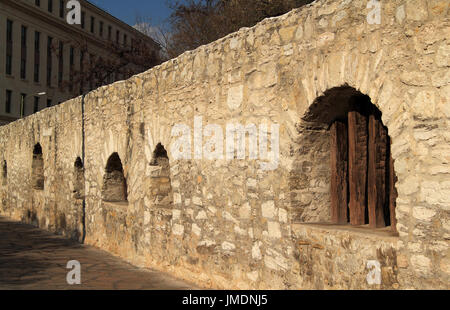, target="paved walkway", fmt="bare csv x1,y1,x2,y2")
0,216,197,290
